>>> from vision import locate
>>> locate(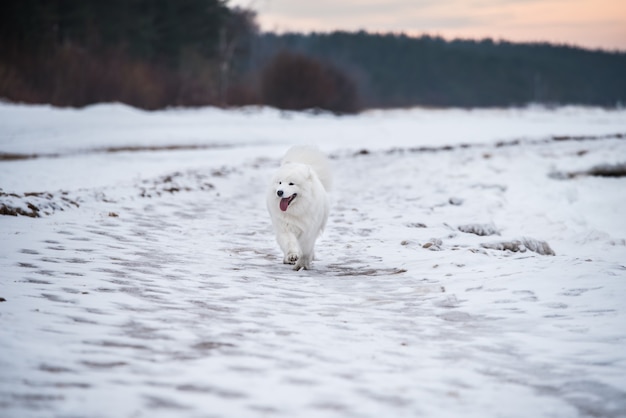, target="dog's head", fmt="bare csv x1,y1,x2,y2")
270,163,312,212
